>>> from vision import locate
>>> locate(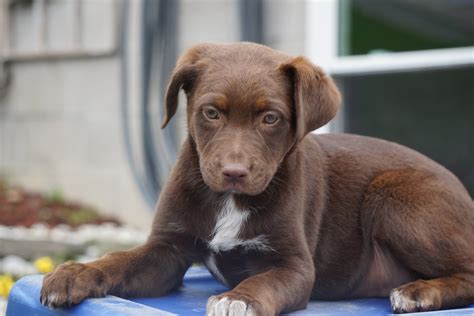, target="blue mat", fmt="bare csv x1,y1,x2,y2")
7,267,474,315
